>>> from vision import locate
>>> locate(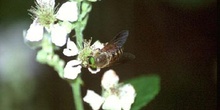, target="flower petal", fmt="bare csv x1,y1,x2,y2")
25,19,44,42
56,1,78,22
88,67,101,74
102,95,121,110
37,0,55,8
91,40,104,50
51,24,67,47
83,90,104,110
119,84,136,110
64,60,82,80
63,38,79,57
101,69,119,90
